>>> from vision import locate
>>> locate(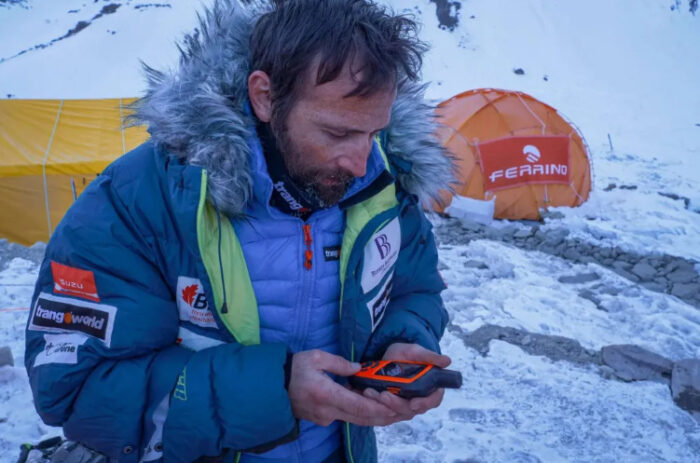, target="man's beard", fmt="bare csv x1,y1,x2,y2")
273,124,354,208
